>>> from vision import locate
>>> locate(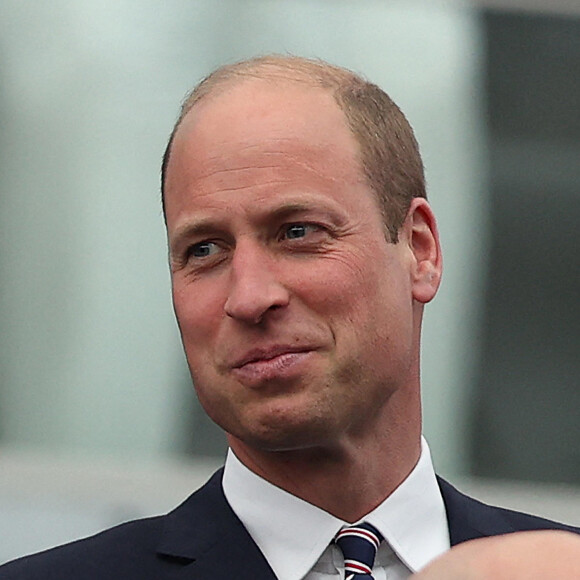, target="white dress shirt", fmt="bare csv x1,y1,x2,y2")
223,437,450,580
